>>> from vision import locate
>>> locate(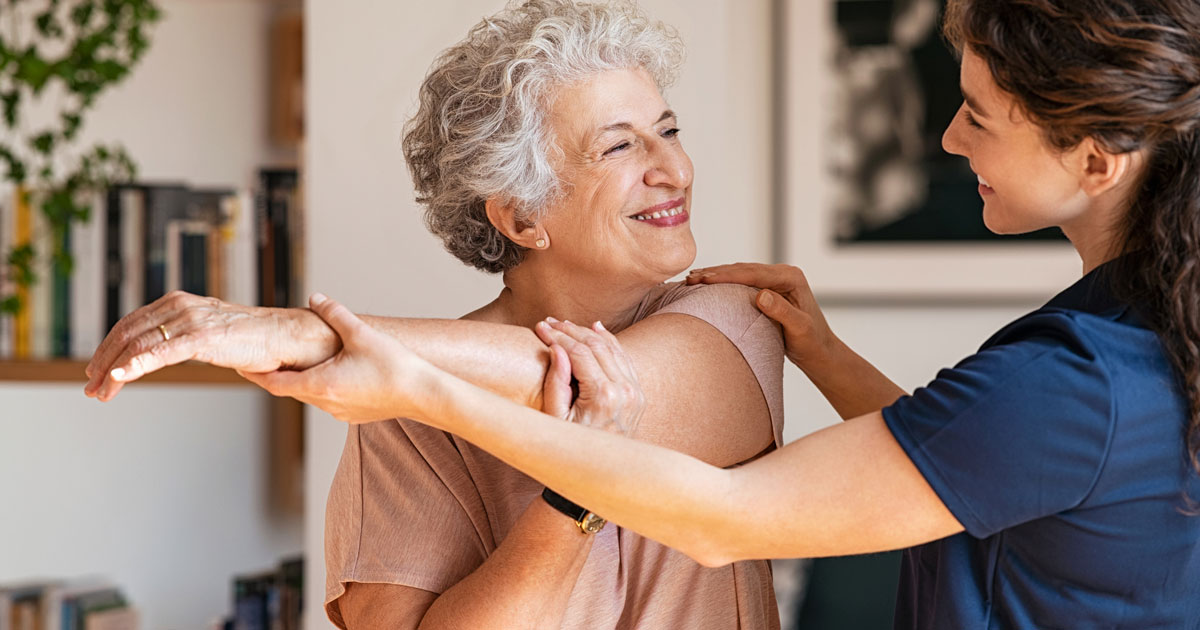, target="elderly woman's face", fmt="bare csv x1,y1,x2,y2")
540,67,696,284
